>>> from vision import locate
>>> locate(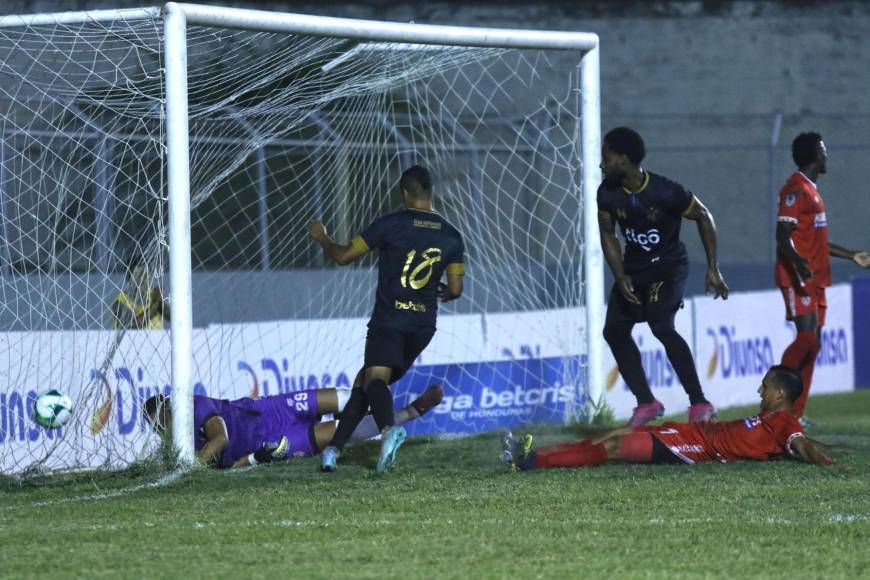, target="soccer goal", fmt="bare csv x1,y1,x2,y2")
0,3,602,474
